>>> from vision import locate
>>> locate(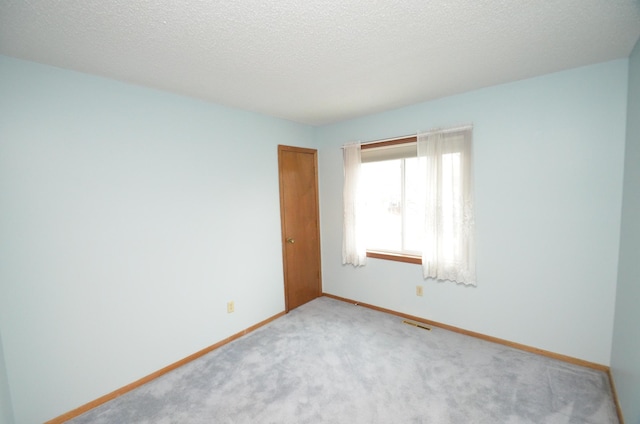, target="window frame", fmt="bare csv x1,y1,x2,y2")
361,136,422,264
